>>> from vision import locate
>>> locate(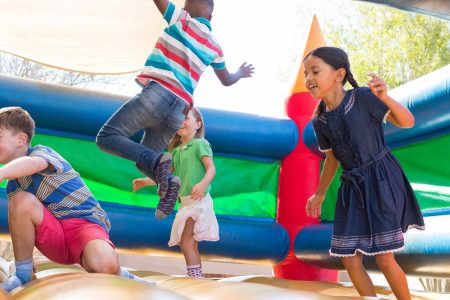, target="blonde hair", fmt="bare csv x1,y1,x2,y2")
0,106,35,143
168,107,205,152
